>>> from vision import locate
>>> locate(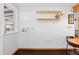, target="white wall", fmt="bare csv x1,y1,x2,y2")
18,4,75,48
3,33,18,55
0,3,4,54
74,13,79,29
